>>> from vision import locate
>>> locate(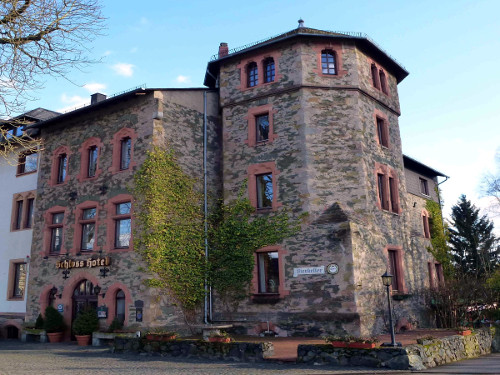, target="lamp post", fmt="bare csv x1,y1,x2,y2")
381,271,400,347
